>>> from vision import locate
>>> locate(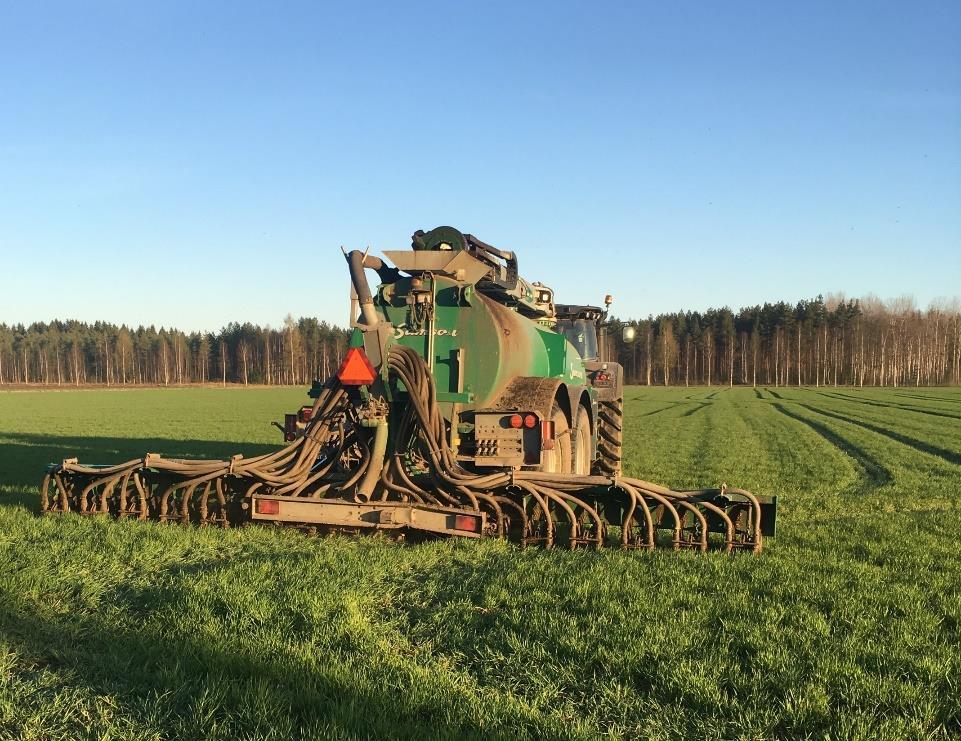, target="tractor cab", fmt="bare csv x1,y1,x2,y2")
554,304,606,362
